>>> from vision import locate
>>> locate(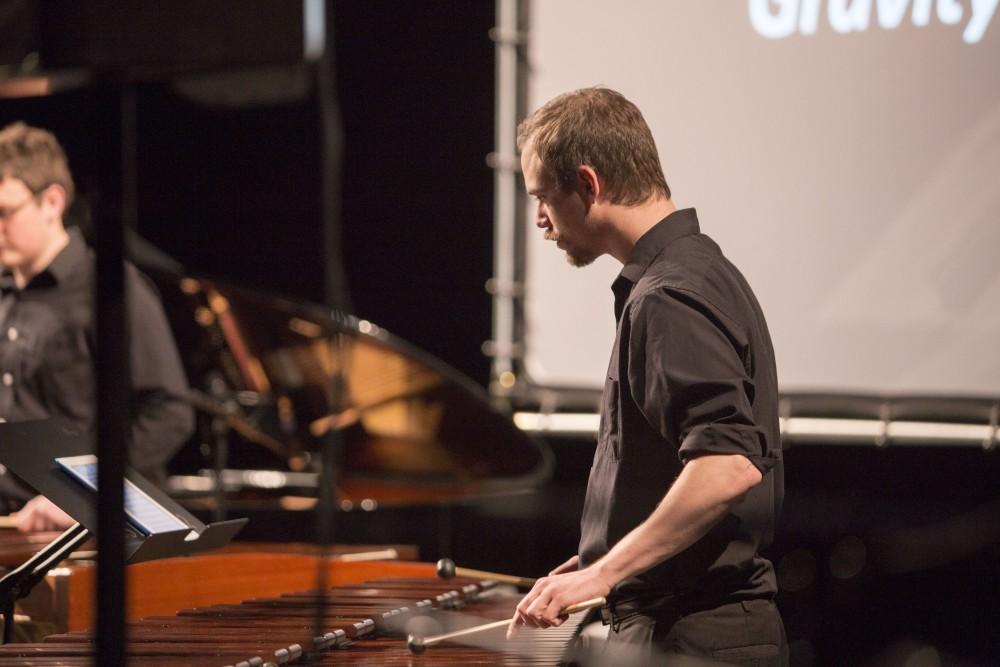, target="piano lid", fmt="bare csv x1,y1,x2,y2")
152,272,553,502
